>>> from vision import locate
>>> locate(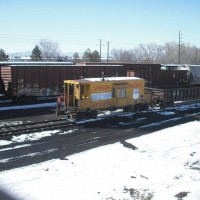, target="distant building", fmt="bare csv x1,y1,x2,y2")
100,57,113,63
